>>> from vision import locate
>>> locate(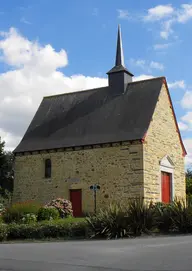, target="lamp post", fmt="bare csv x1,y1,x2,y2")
90,184,100,214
